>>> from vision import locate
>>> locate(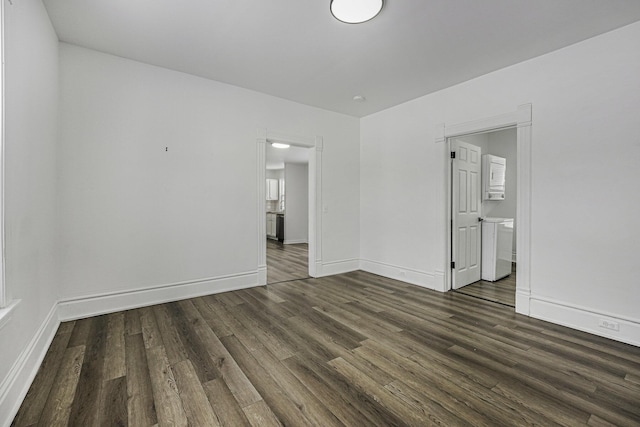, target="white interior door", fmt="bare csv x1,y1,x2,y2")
452,139,482,289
